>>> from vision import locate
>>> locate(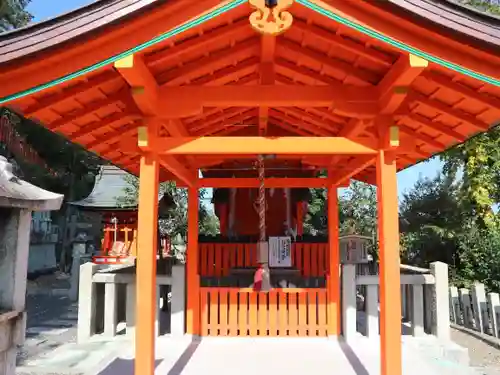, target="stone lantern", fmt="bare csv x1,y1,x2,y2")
0,156,63,375
339,234,372,264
